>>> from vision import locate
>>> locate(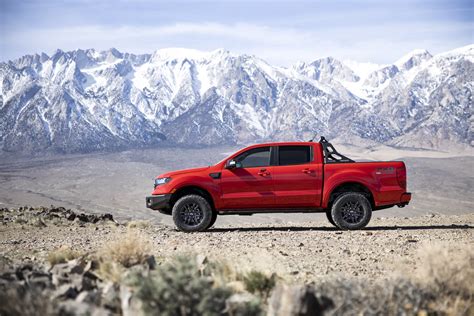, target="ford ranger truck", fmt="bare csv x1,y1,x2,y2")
146,137,411,232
